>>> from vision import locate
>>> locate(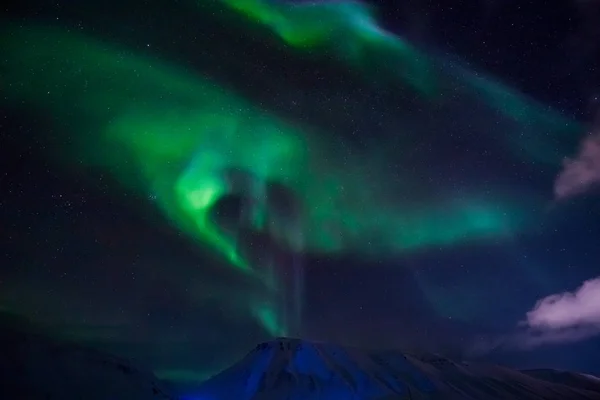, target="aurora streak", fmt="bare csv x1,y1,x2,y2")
0,0,581,339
